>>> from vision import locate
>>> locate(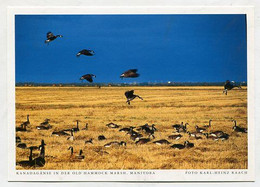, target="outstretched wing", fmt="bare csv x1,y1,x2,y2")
47,32,54,39
125,90,134,98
